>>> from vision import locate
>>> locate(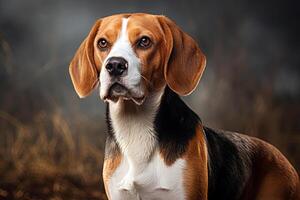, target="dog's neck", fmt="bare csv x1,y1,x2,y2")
106,87,201,171
108,88,164,172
